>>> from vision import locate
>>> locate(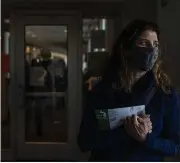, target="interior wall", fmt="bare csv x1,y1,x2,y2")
113,0,158,41
121,0,157,29
158,0,180,88
157,0,180,160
